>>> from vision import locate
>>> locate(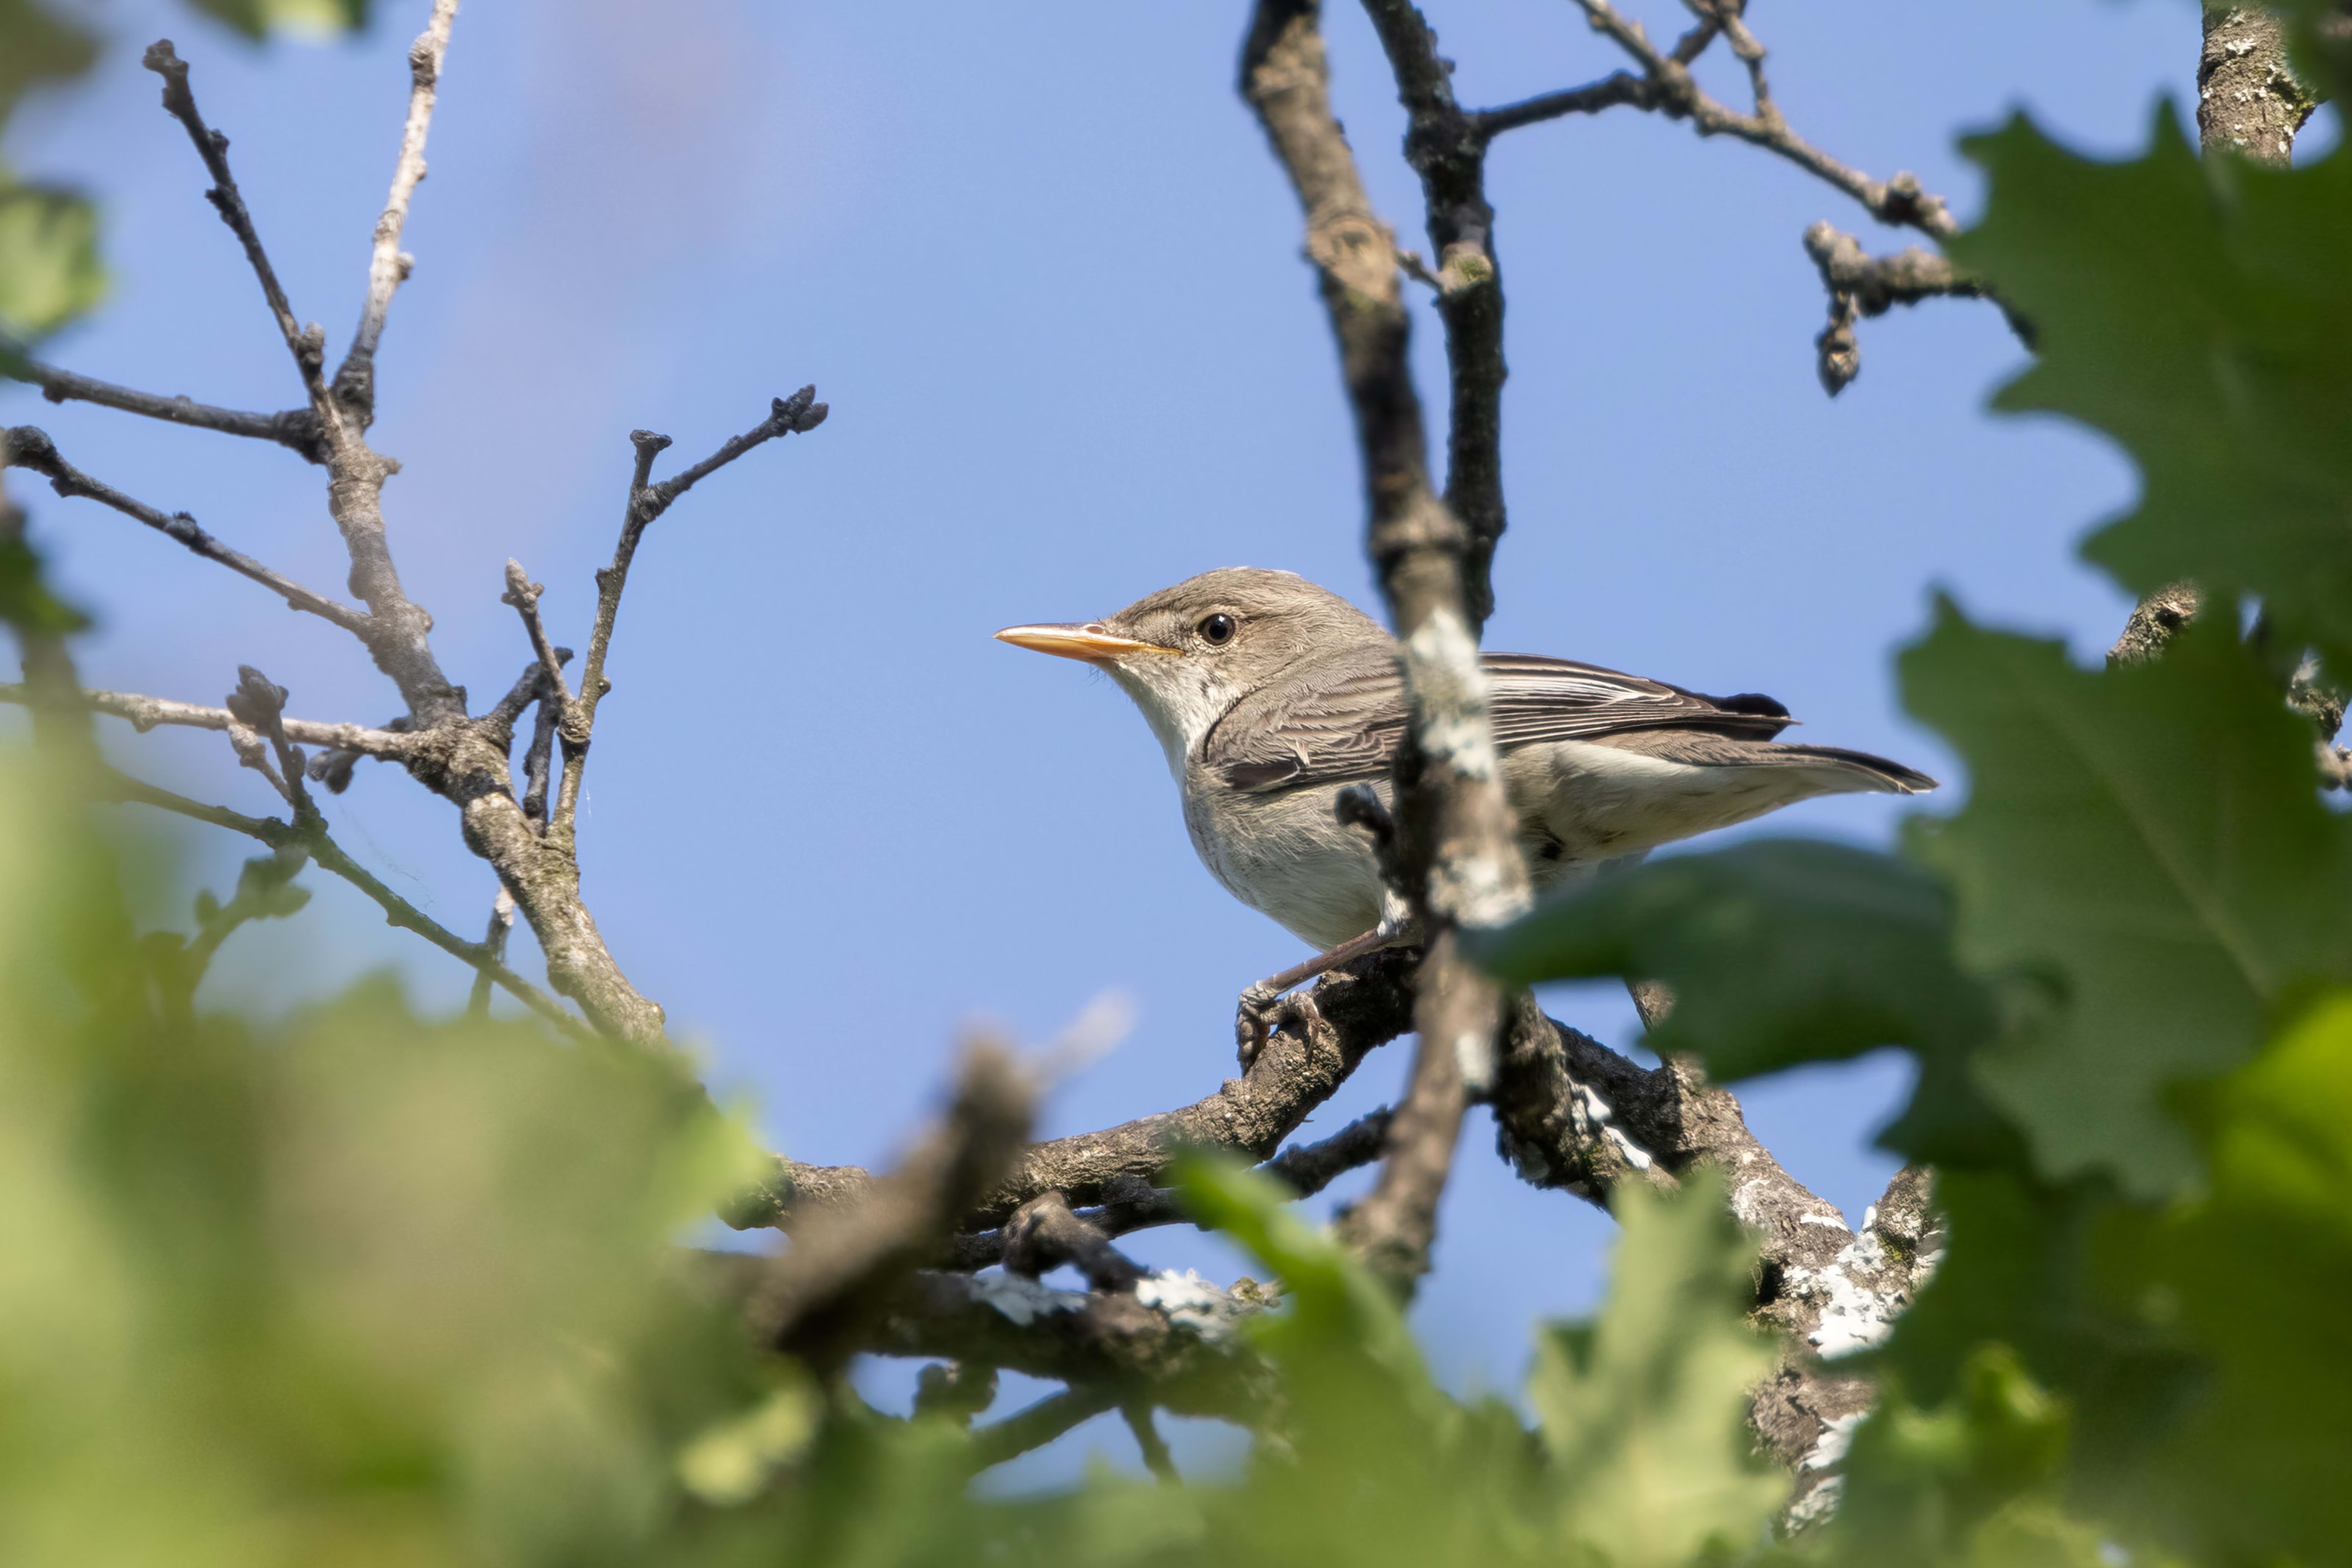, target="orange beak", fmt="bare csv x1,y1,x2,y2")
993,622,1178,663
